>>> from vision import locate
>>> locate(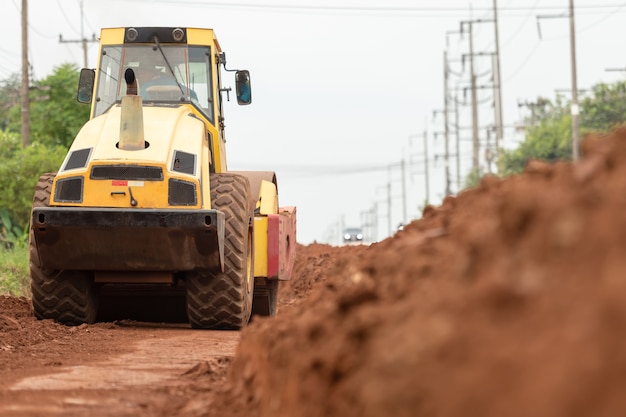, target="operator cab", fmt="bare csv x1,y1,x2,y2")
77,27,252,137
92,44,215,122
